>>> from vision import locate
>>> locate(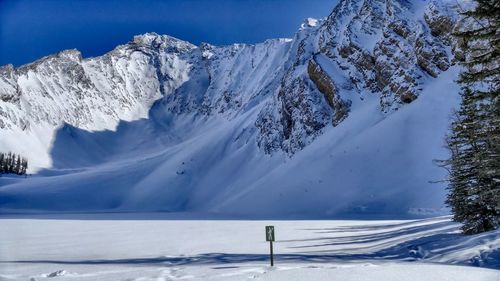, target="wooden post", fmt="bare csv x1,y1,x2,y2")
269,240,274,266
265,225,275,266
